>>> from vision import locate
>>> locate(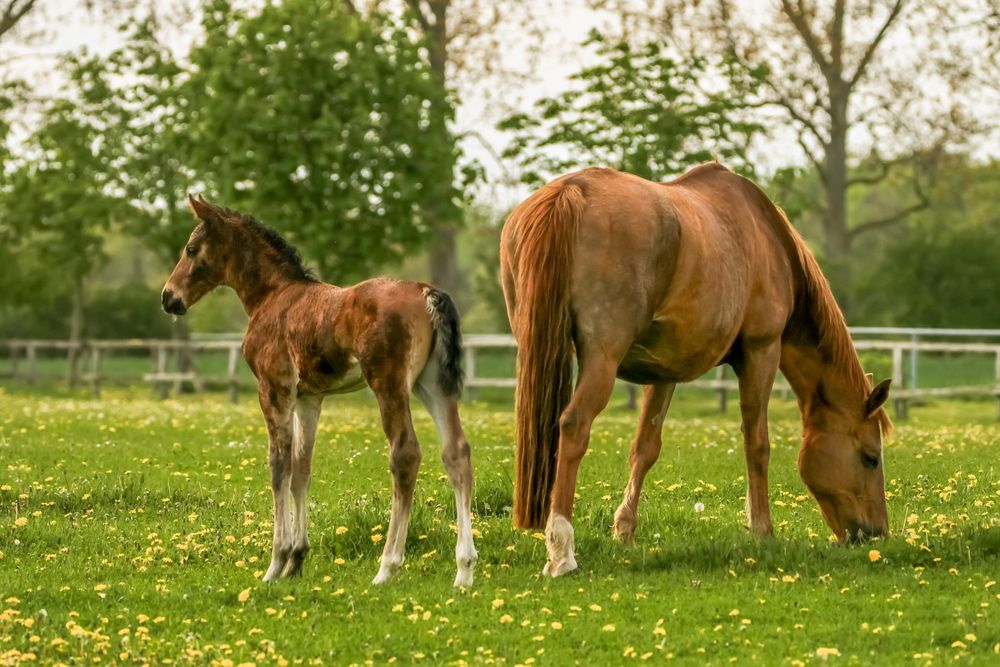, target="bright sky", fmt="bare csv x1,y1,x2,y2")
2,1,995,210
